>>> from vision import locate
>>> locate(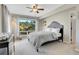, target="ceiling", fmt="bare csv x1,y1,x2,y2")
6,4,63,18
